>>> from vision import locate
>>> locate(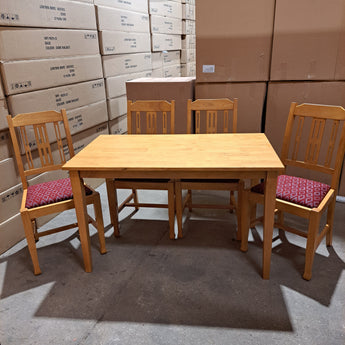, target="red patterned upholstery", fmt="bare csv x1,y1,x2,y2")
25,178,92,209
251,175,331,209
